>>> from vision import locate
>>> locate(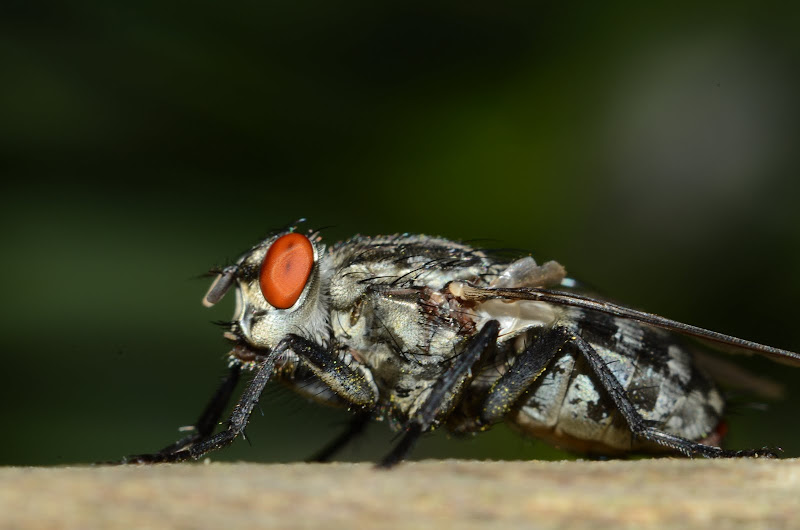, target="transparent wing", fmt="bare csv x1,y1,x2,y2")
453,283,800,367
